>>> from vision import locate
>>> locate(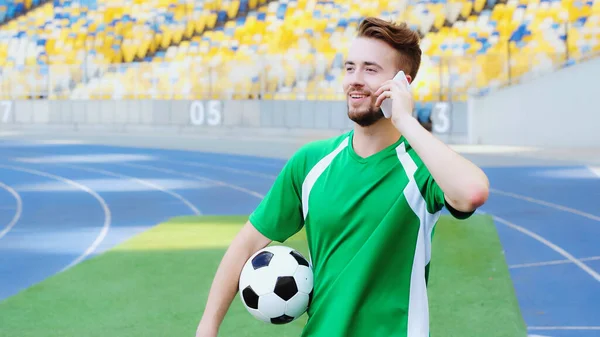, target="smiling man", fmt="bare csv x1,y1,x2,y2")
195,17,490,337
